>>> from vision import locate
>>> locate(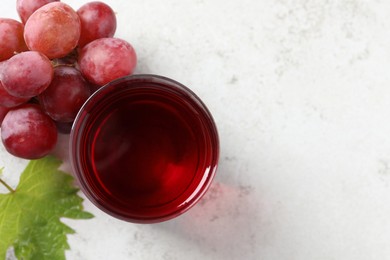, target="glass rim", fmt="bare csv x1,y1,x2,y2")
69,74,220,223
